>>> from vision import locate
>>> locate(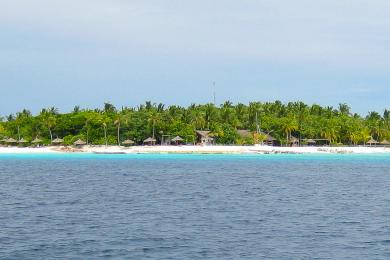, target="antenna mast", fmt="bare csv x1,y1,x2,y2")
212,81,216,105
